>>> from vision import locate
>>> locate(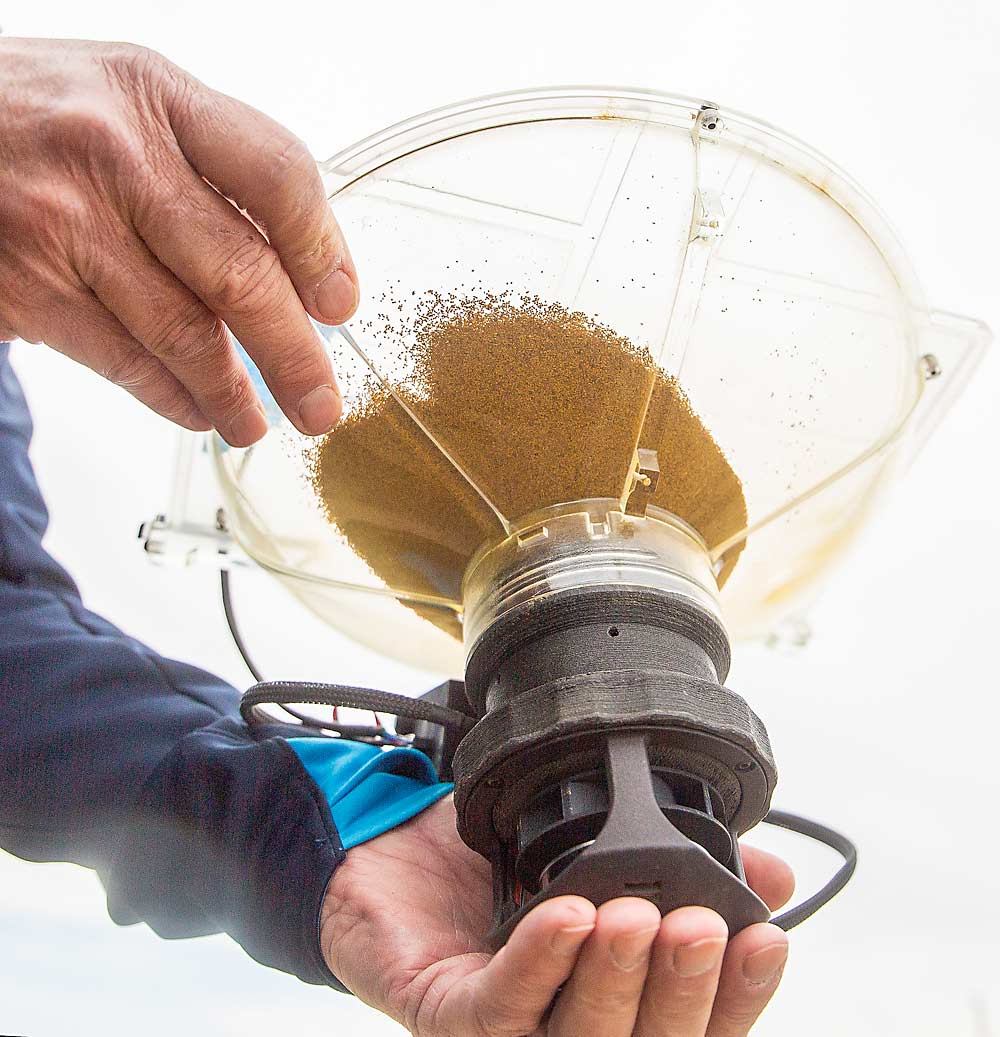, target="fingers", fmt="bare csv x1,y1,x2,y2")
128,151,342,437
84,232,267,446
165,79,358,326
44,289,211,431
705,923,788,1037
461,896,596,1036
547,897,662,1037
741,844,796,911
633,907,728,1037
465,892,789,1037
